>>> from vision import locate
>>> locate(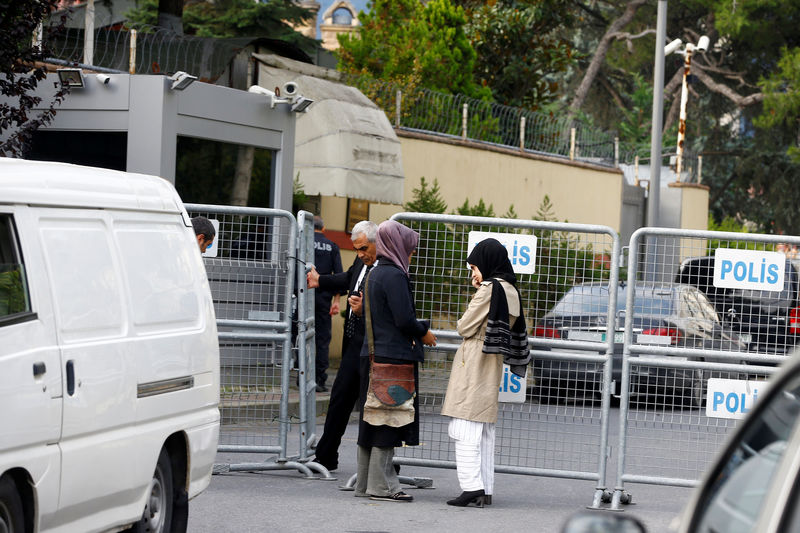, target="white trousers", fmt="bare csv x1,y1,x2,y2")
448,417,495,494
